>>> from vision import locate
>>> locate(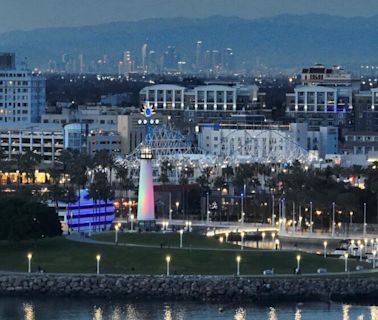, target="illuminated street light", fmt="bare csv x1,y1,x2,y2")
363,203,367,237
115,225,119,244
166,255,171,276
373,250,377,269
275,239,280,250
240,232,245,250
96,254,101,275
323,241,327,258
359,244,364,261
296,254,301,271
344,253,349,272
27,253,32,273
236,255,241,276
179,229,183,248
